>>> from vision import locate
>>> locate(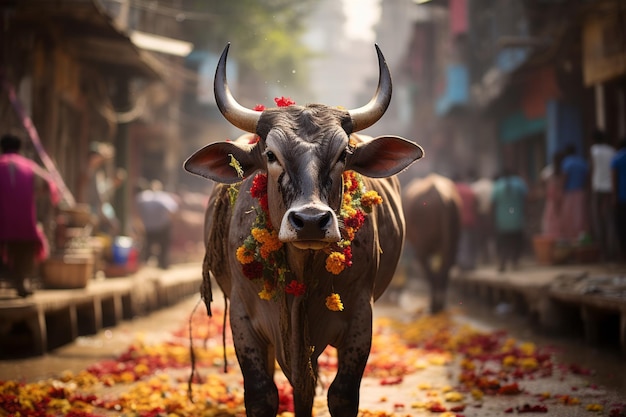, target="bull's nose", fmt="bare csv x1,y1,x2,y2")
288,209,333,239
